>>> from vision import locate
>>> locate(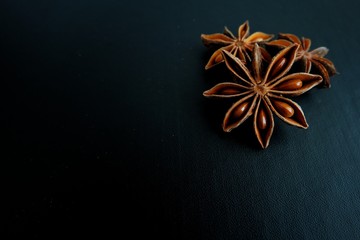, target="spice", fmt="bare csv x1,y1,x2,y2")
201,21,273,69
201,21,337,148
267,33,337,87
